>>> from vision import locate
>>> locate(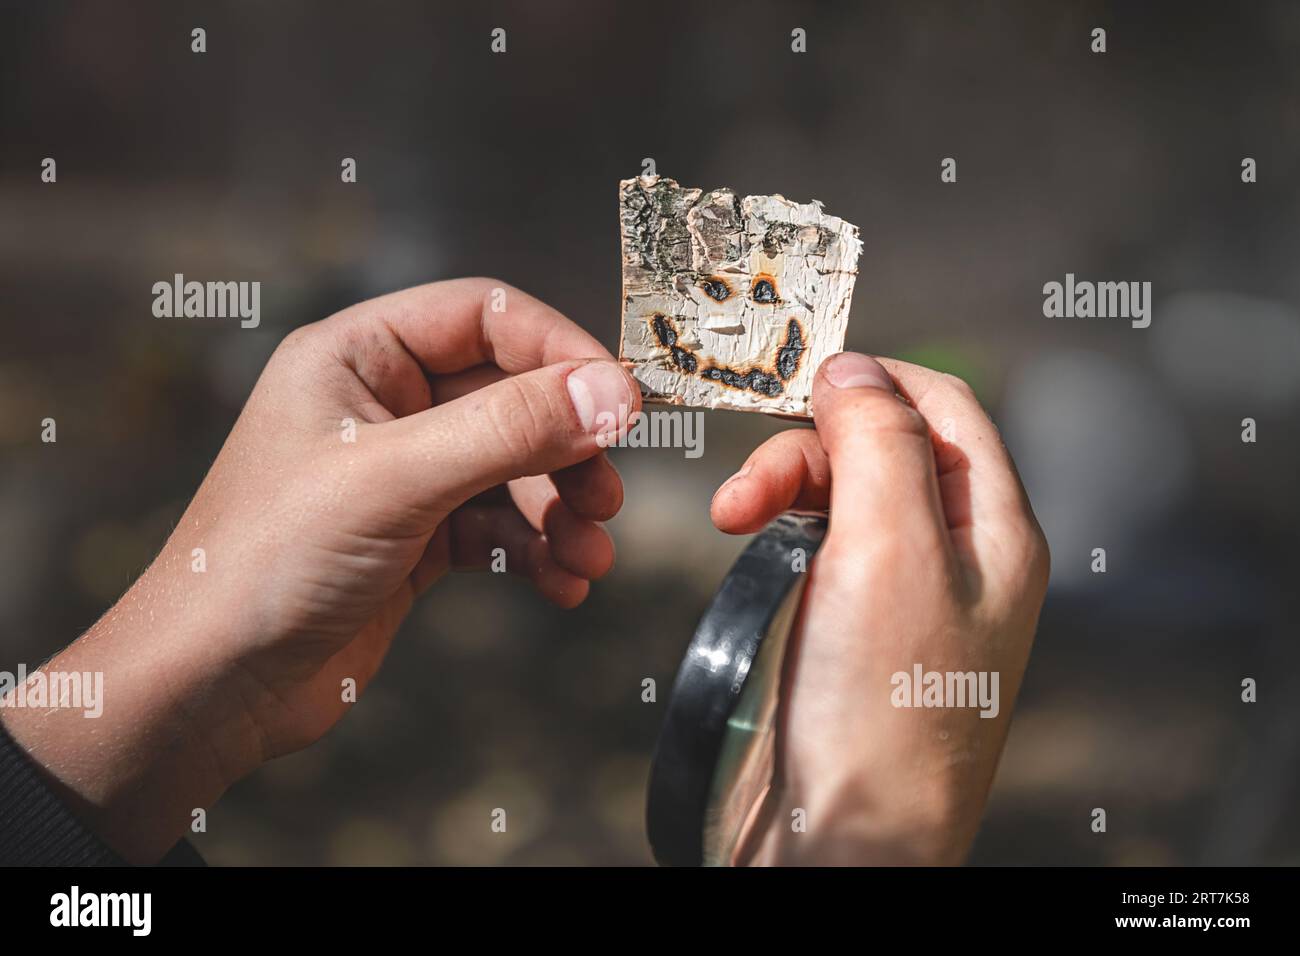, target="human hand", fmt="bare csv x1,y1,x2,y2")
1,278,639,862
711,352,1050,865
